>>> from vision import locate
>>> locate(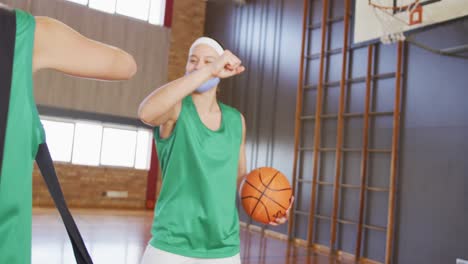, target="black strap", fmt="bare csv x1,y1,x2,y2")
0,6,93,264
36,144,94,264
0,6,16,180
